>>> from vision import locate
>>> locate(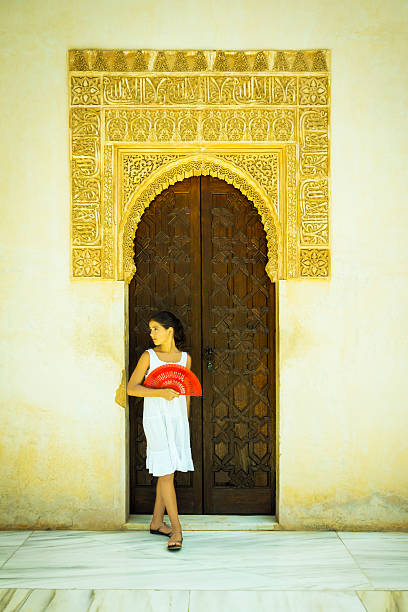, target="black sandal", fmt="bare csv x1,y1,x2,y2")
167,530,183,551
150,523,171,537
